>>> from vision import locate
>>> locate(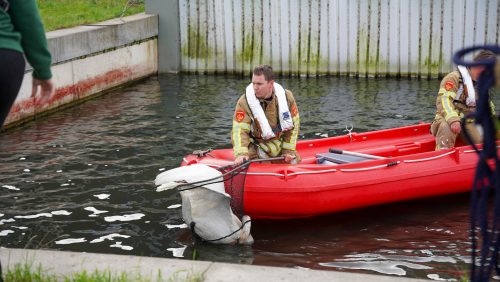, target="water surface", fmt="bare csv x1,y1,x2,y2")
0,74,475,280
